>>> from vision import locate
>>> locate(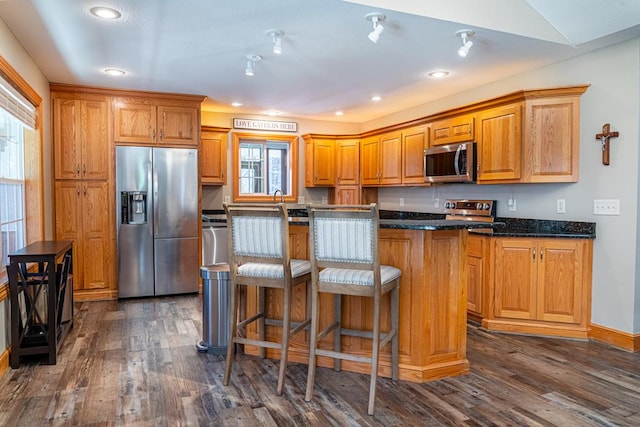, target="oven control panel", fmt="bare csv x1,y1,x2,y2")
444,199,496,218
